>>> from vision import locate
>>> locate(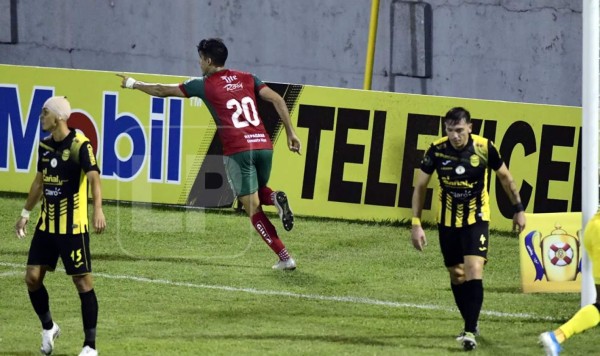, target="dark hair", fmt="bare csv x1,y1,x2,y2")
197,38,228,66
444,107,471,125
